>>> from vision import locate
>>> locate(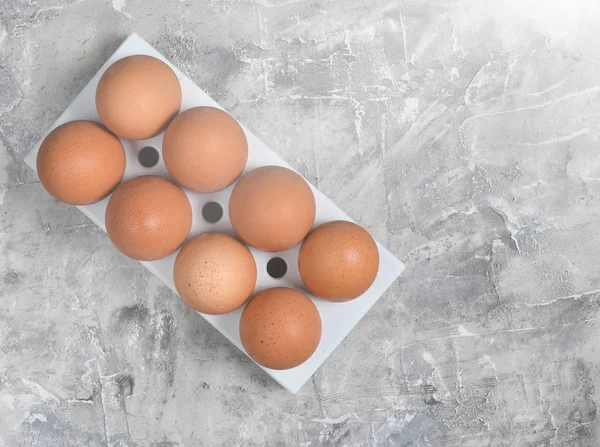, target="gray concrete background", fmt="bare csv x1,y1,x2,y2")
1,0,600,445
